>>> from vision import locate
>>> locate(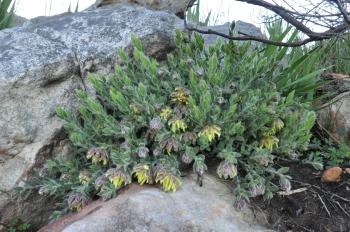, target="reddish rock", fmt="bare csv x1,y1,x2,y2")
321,167,343,182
